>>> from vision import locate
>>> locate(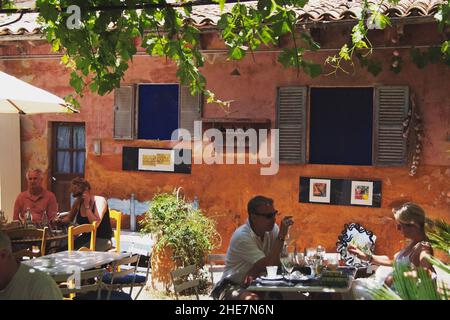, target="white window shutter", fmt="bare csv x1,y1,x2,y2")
113,86,135,140
180,85,201,137
277,86,307,163
374,86,409,166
